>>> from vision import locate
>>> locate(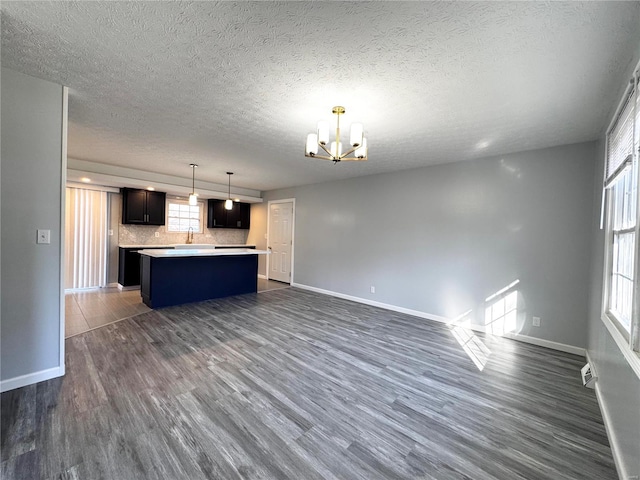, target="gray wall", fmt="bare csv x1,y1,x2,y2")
587,140,640,478
1,68,66,386
252,142,596,349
